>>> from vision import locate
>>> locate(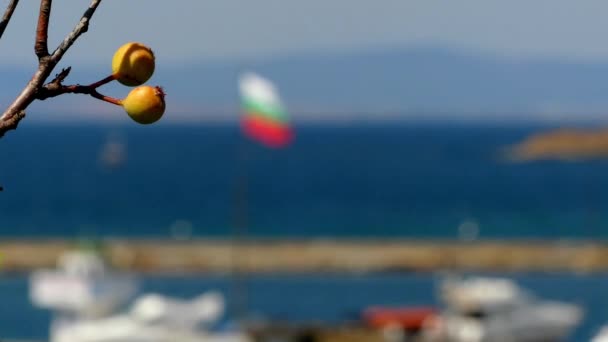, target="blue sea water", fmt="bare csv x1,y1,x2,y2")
2,122,608,340
1,121,608,238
